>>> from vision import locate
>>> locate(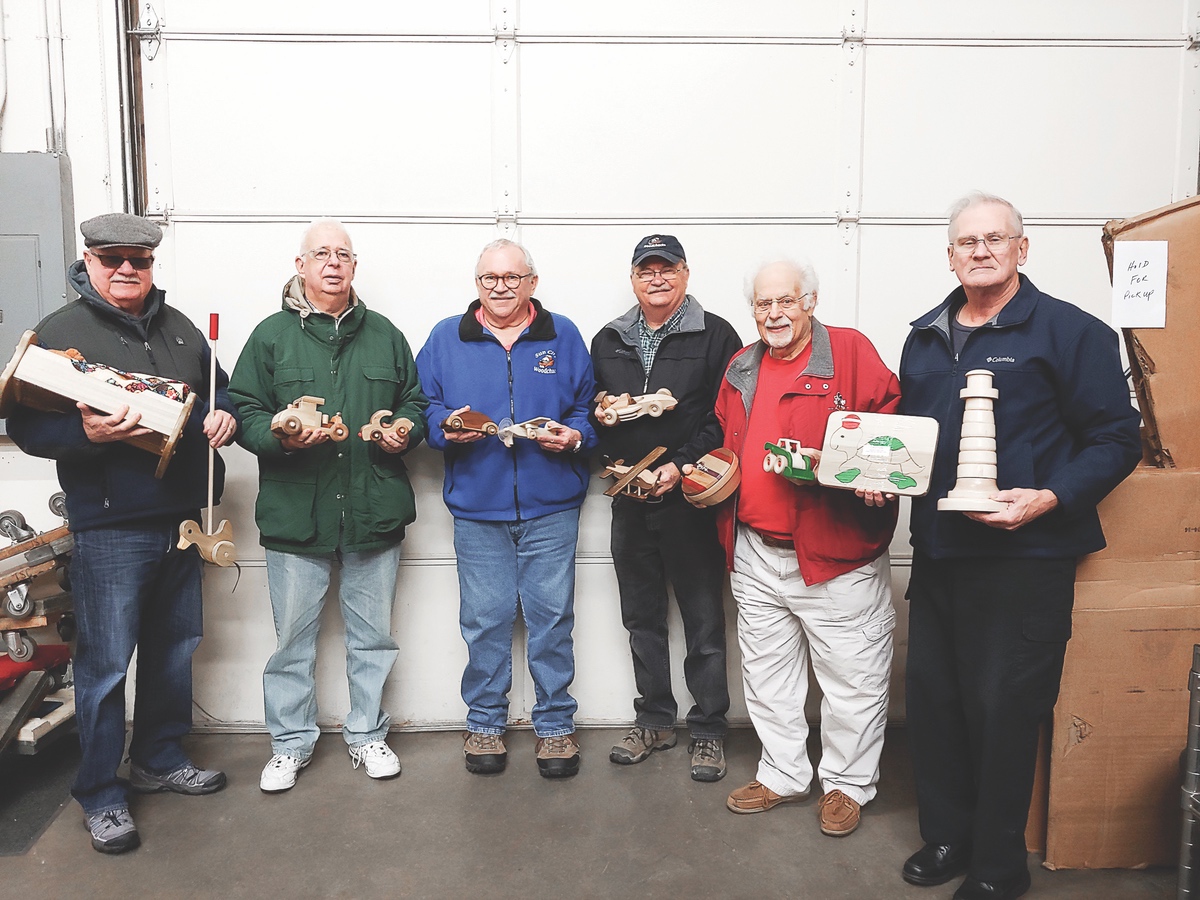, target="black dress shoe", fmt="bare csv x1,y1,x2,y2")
952,870,1032,900
902,843,972,886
